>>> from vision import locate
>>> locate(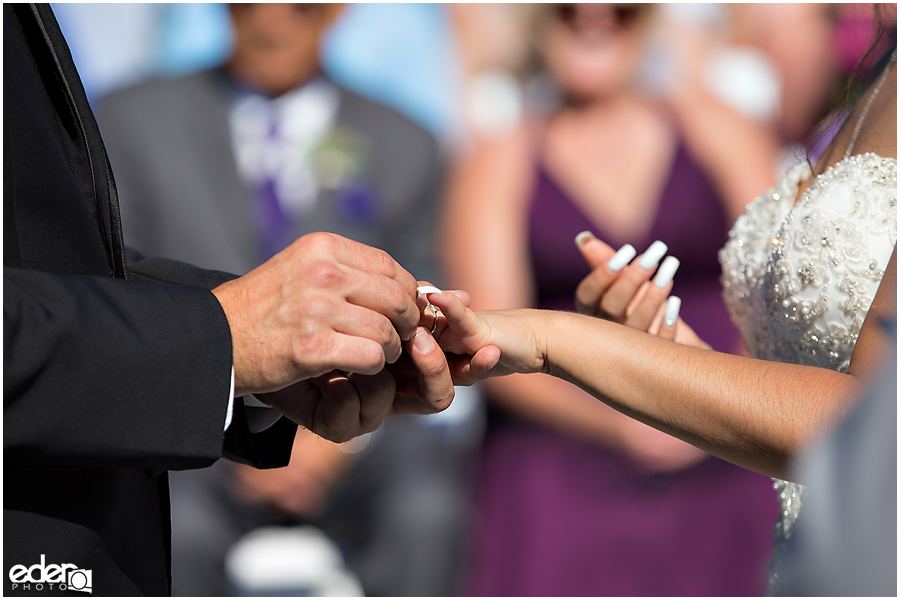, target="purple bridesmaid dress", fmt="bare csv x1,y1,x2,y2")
465,144,780,596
